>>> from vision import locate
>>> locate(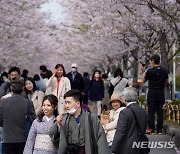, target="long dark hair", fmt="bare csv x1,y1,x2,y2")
92,70,103,80
24,77,37,94
37,94,58,122
55,64,66,77
114,68,123,78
